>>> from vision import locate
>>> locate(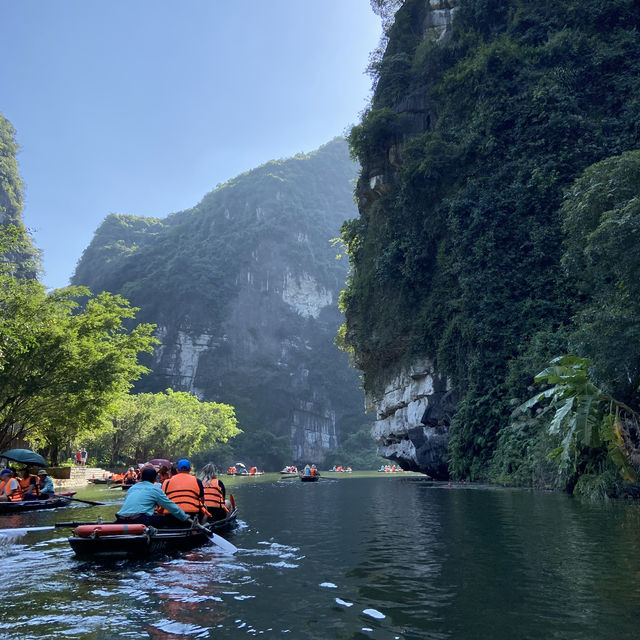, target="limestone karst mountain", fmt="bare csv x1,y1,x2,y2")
73,138,371,465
